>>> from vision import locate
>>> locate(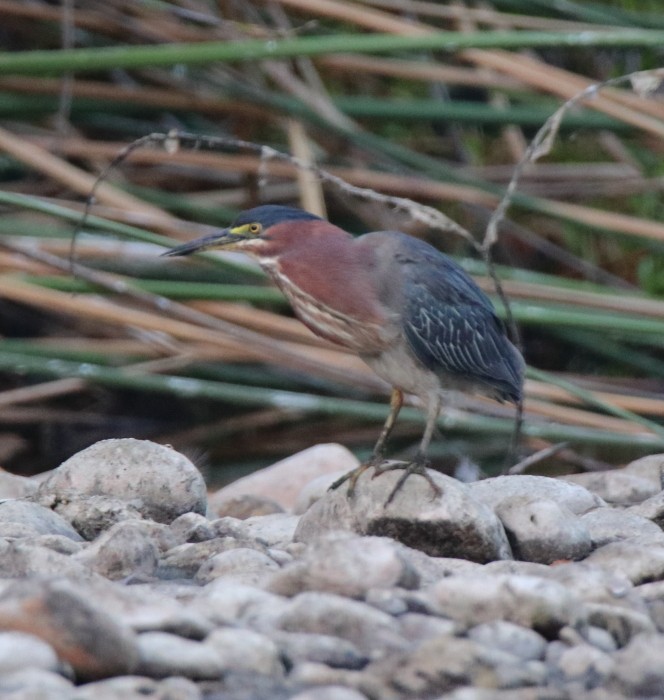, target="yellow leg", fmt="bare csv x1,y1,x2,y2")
329,388,403,496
